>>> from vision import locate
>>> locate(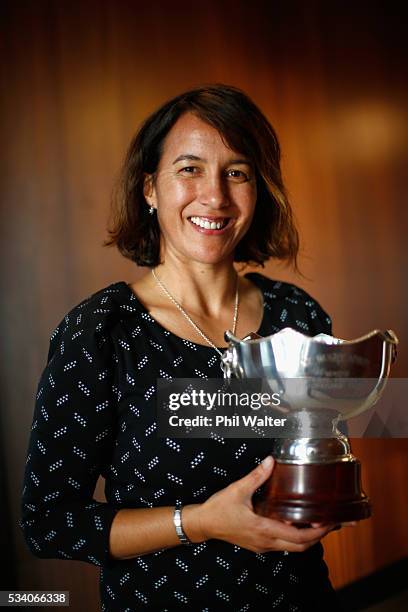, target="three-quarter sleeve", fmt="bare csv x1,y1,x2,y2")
20,302,120,567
